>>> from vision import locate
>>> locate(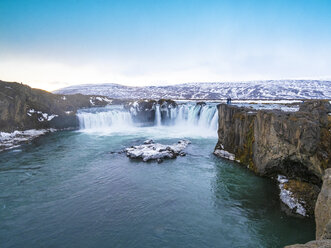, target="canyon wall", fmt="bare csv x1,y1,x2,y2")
214,100,330,184
0,80,112,132
285,169,331,247
214,100,331,246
